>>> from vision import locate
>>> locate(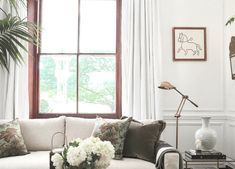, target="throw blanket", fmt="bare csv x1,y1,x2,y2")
155,141,183,169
